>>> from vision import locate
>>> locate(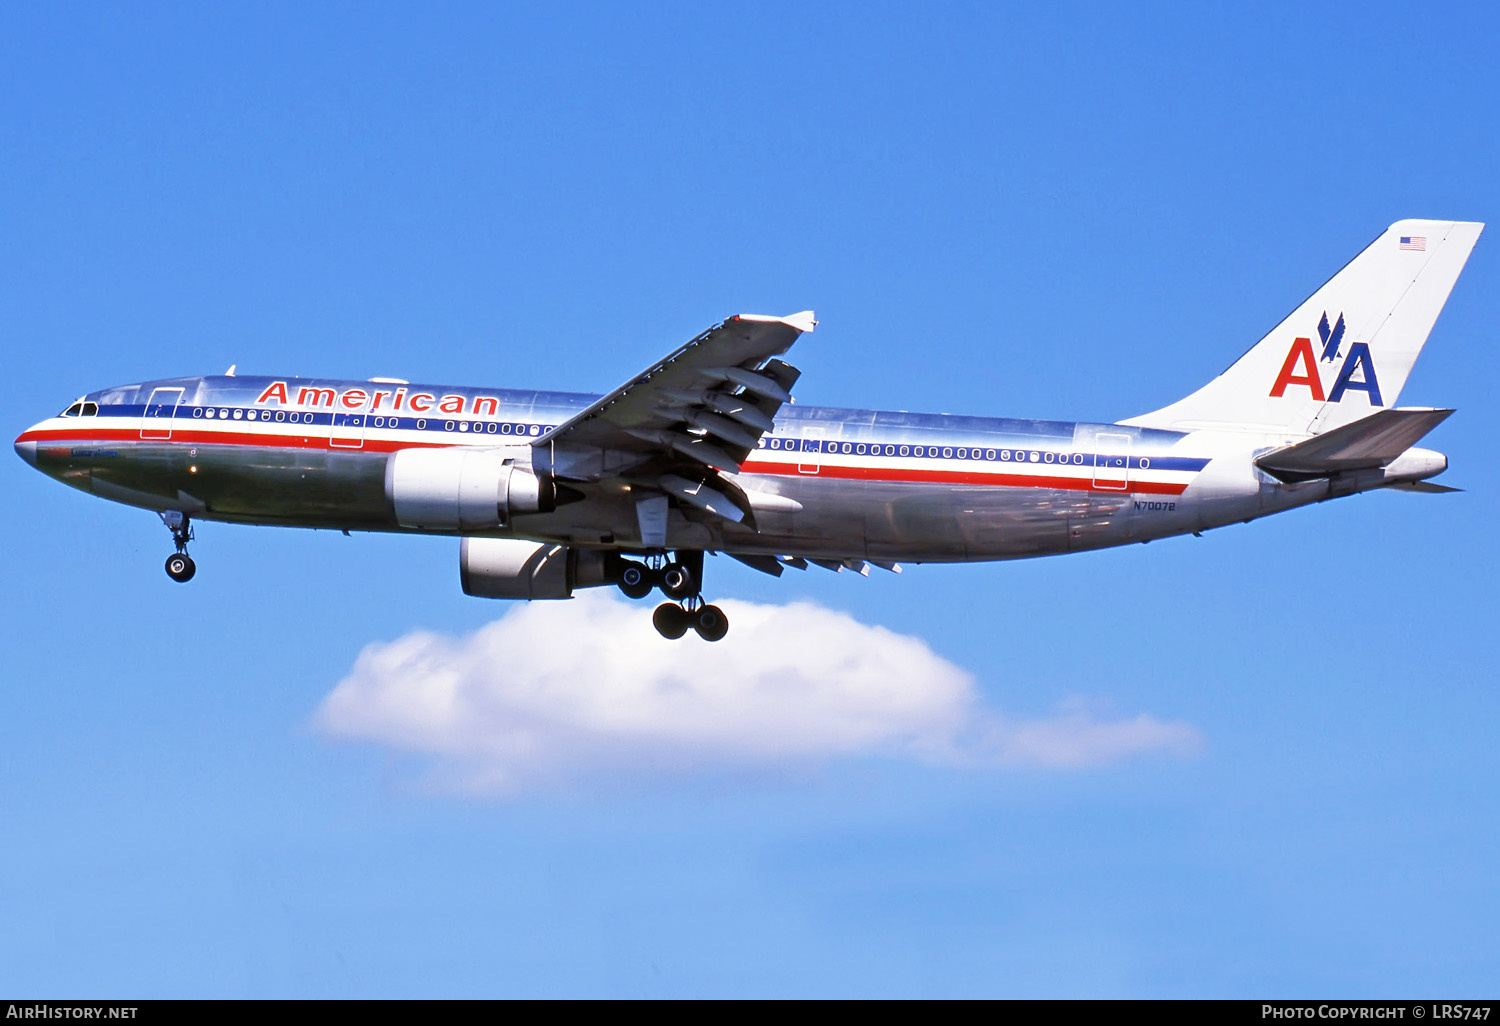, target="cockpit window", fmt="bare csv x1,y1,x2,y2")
61,403,83,417
82,402,98,417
